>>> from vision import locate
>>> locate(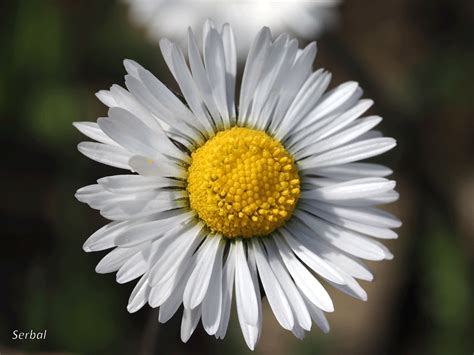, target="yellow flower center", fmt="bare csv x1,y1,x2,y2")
187,127,300,239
